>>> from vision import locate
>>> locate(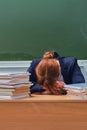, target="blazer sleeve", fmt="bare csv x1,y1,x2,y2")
71,58,85,83
61,57,85,84
27,59,41,83
27,59,44,93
